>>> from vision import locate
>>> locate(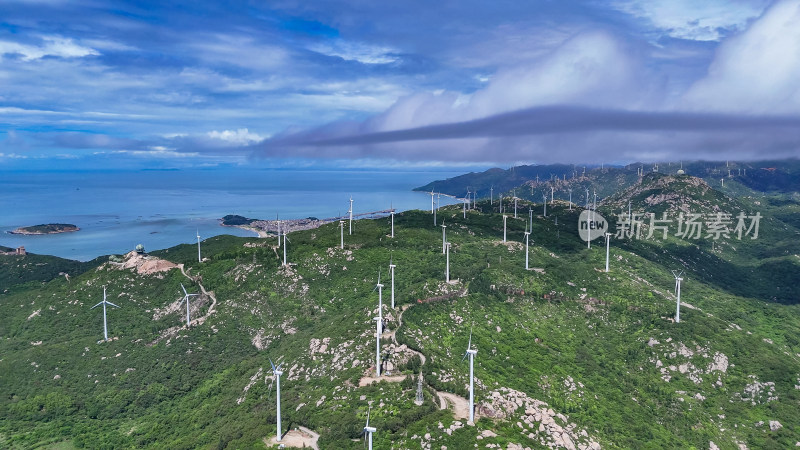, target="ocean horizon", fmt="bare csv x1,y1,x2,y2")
0,168,463,261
